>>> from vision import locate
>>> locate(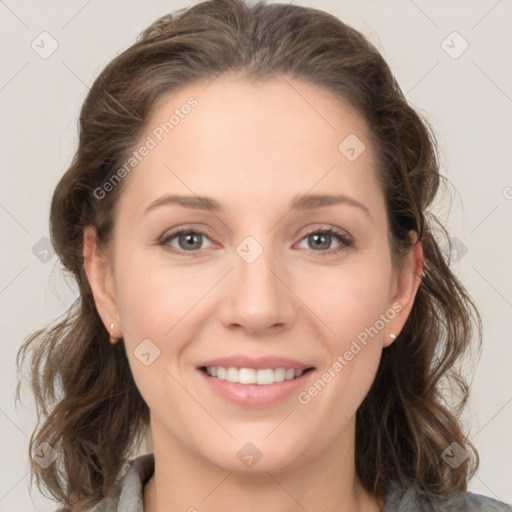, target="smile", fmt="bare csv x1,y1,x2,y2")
200,366,313,385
